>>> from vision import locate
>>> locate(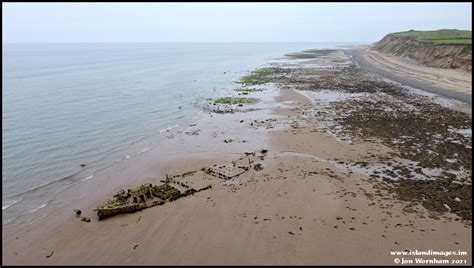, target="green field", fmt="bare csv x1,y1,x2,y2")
393,29,472,45
430,39,472,45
